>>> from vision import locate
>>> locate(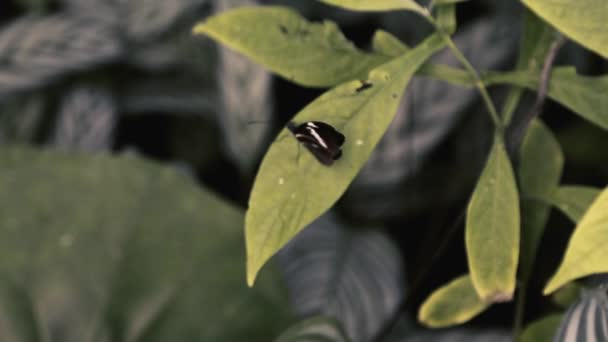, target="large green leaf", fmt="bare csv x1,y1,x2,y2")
0,147,291,342
466,135,520,302
519,314,563,342
544,186,601,223
544,187,608,294
487,67,608,131
521,0,608,58
518,119,564,279
274,316,350,342
245,34,445,286
193,6,388,87
316,0,427,16
418,274,490,328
